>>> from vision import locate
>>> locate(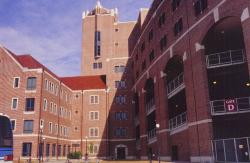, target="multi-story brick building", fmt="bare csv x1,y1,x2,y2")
1,0,250,163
